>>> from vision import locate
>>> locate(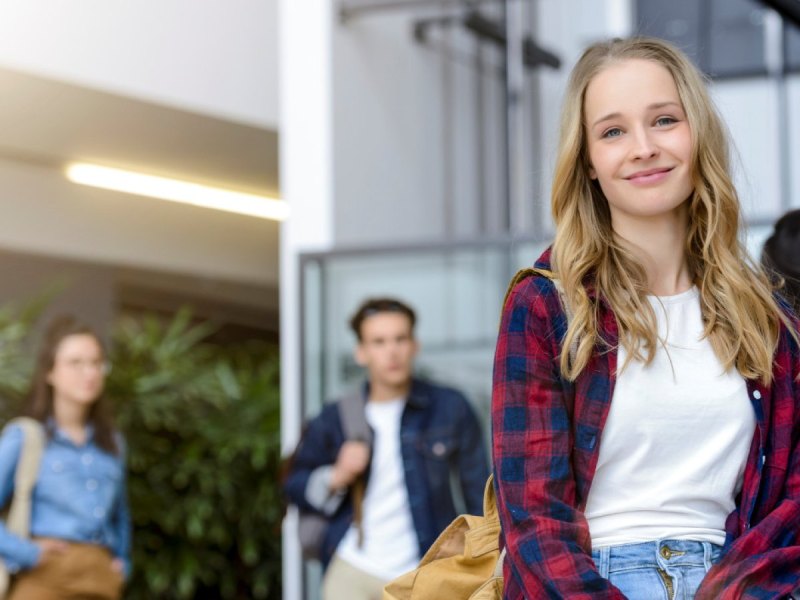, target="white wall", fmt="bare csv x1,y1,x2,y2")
332,8,507,244
713,80,784,219
0,0,278,128
789,74,800,209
